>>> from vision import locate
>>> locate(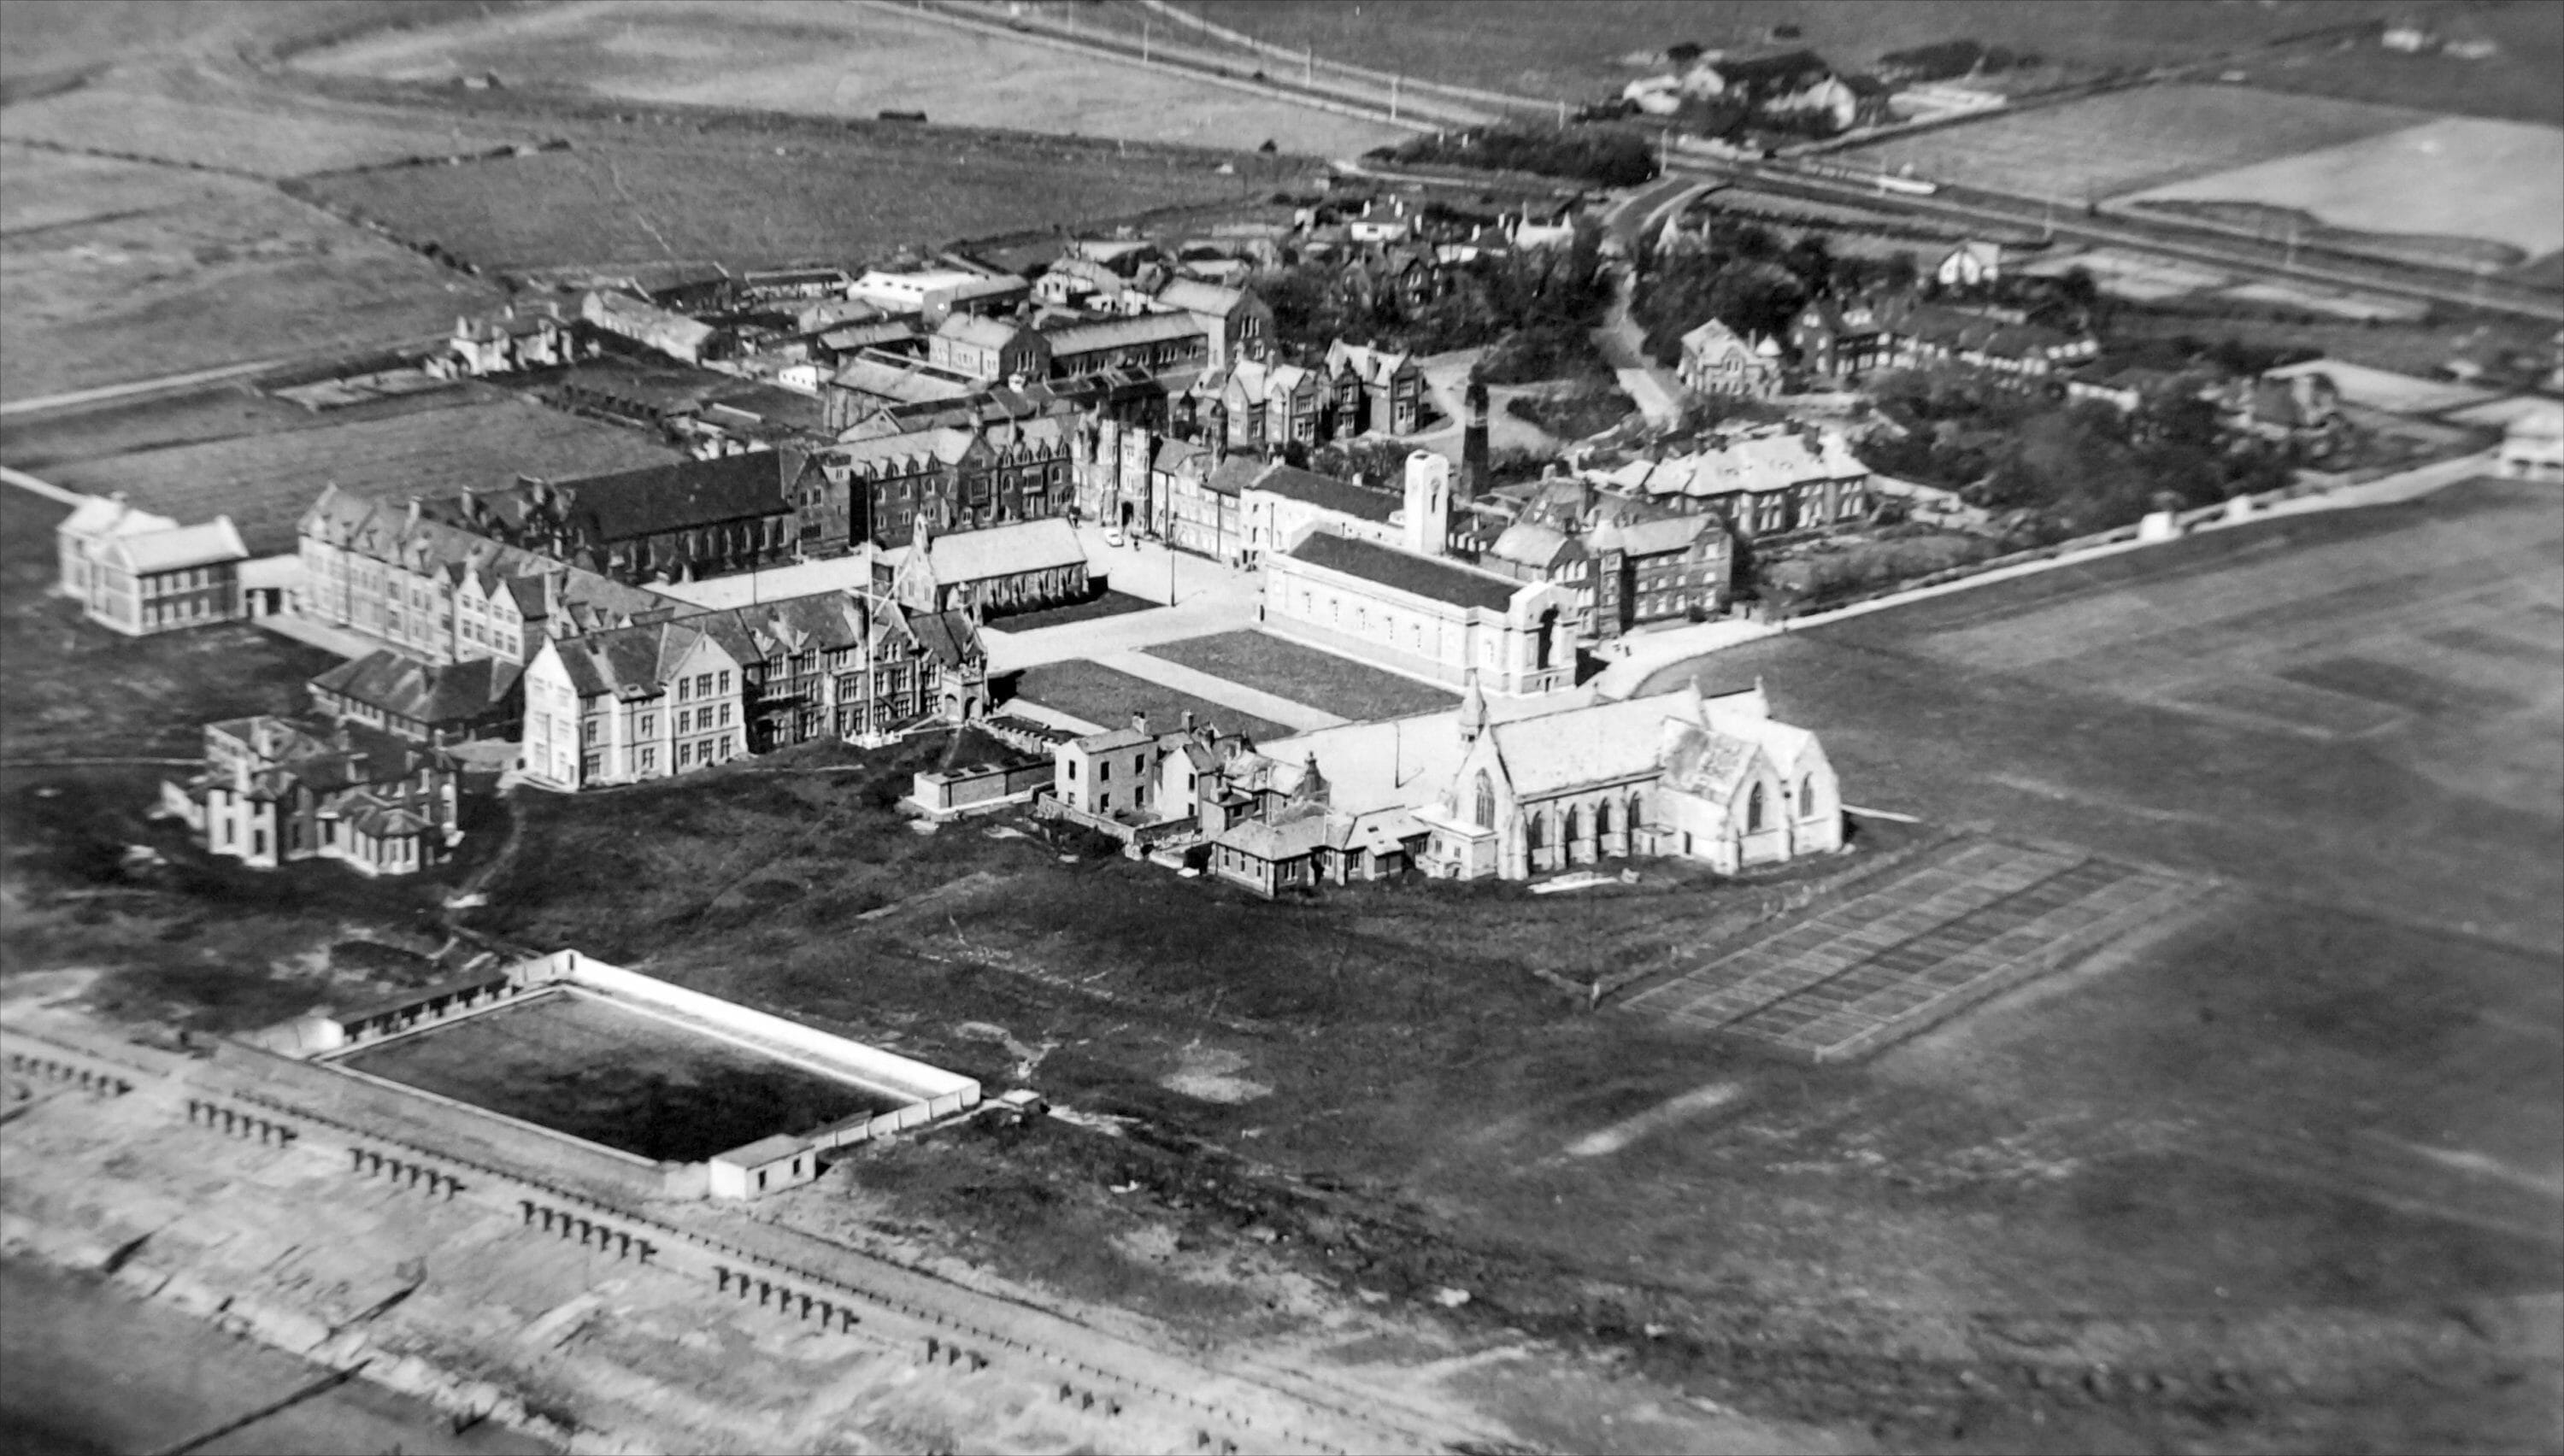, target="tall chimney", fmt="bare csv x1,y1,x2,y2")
1461,379,1491,495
